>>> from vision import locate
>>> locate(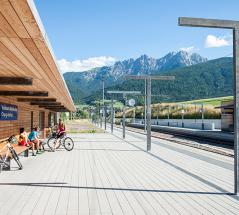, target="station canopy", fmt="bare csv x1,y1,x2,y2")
0,0,75,112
